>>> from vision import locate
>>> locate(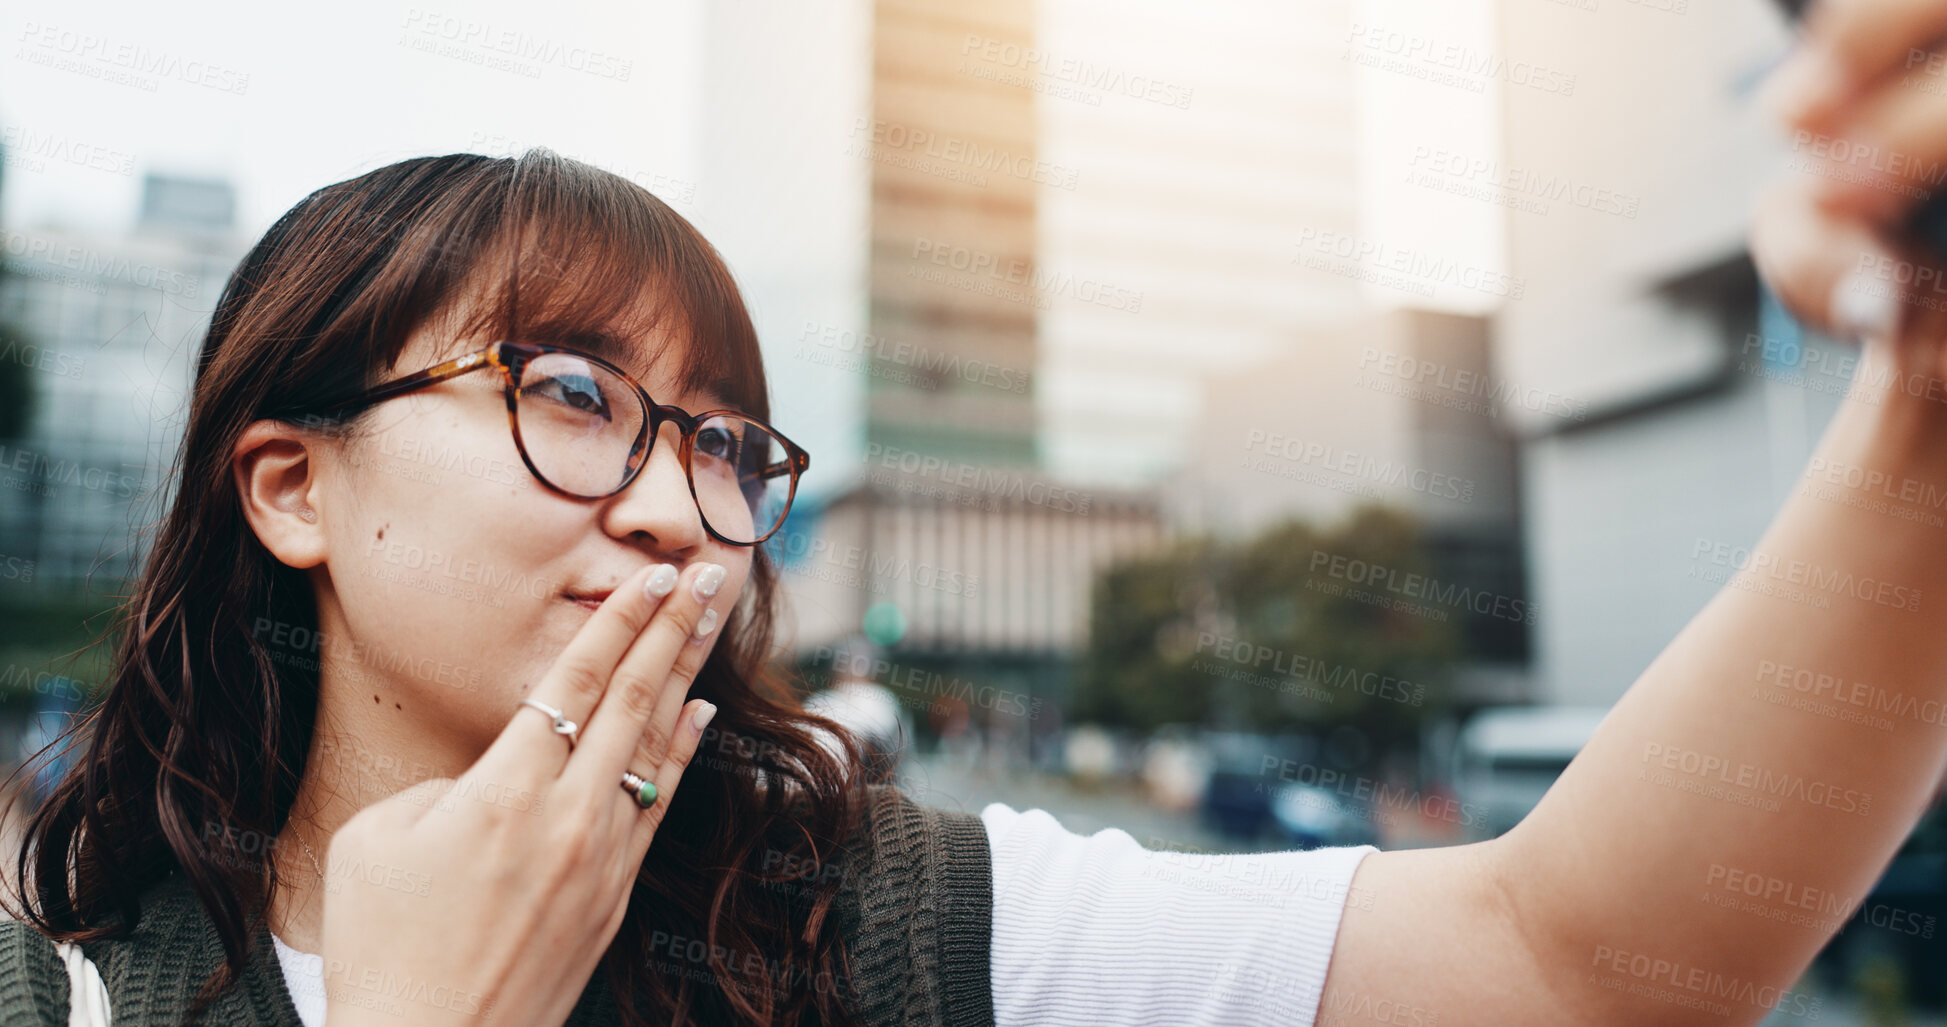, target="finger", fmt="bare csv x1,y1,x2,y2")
1802,62,1947,229
1765,0,1947,131
562,561,725,792
471,561,679,790
614,615,728,827
629,699,716,845
1752,173,1910,342
629,566,735,771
